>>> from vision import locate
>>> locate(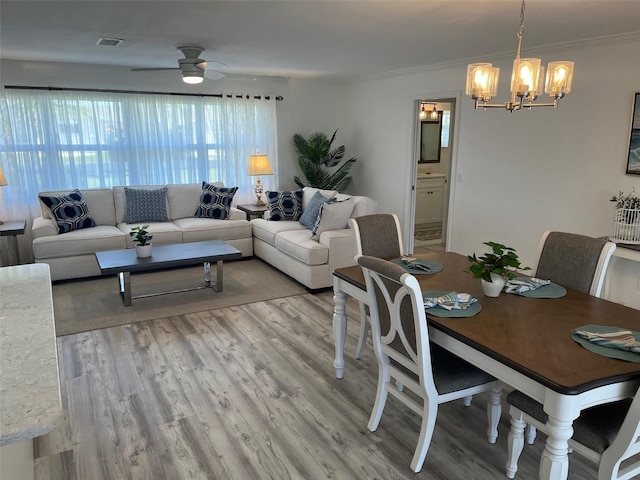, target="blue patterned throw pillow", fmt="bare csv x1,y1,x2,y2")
39,189,97,234
299,190,332,229
124,187,170,224
195,182,238,219
266,190,303,221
